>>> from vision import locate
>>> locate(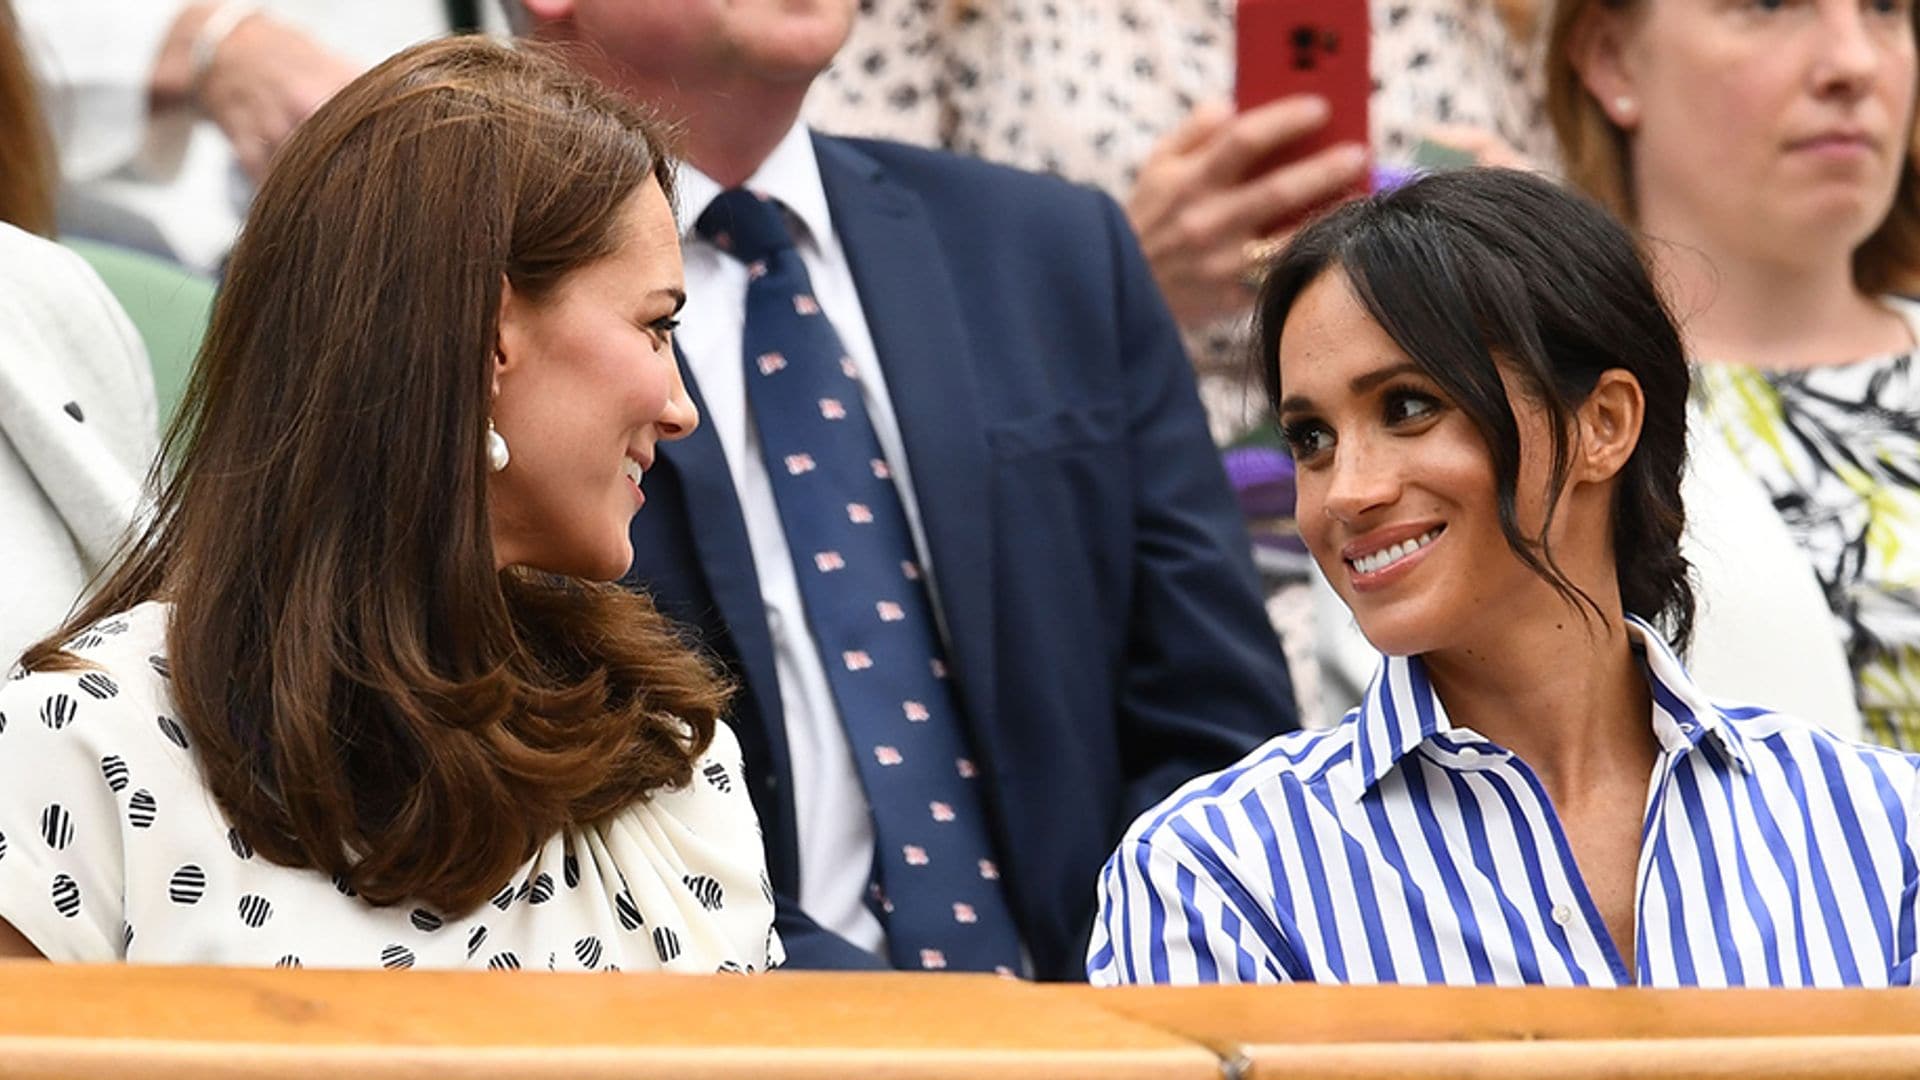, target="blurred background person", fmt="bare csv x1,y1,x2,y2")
806,0,1549,438
0,39,777,972
1552,0,1920,746
13,0,506,274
